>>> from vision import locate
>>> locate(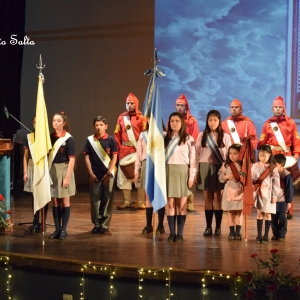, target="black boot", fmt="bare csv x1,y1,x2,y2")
49,206,61,239
156,207,165,234
59,206,70,240
176,215,186,242
167,216,176,242
142,207,153,234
